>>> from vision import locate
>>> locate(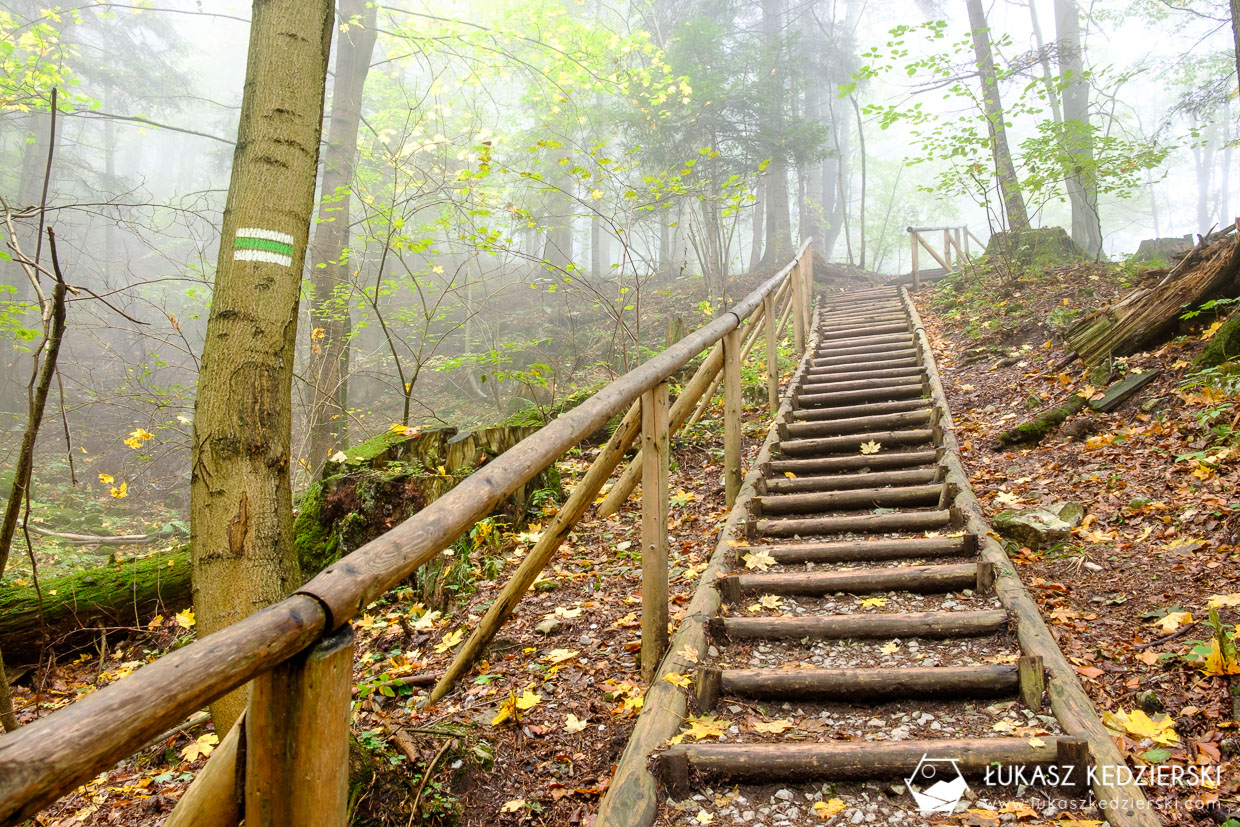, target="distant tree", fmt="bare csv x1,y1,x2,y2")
1055,0,1103,257
191,0,333,733
306,0,378,474
965,0,1030,231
